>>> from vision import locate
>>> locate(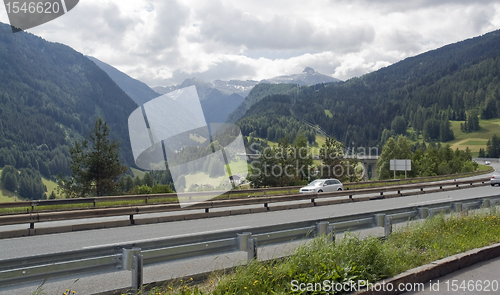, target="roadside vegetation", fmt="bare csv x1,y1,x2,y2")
377,135,479,179
403,118,500,157
0,166,489,215
138,210,500,295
